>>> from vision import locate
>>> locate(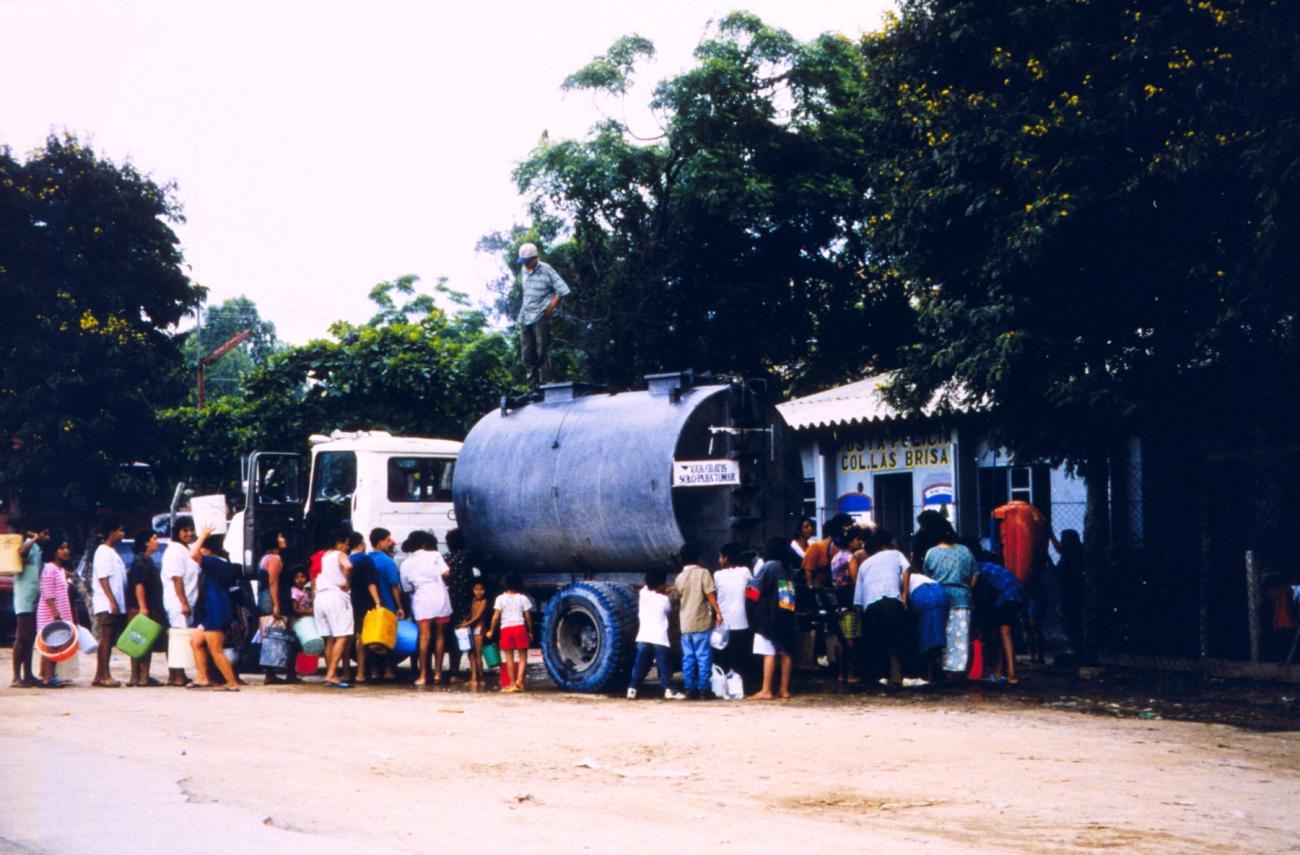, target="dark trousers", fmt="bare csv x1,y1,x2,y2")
630,642,672,691
521,315,551,390
865,598,909,683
